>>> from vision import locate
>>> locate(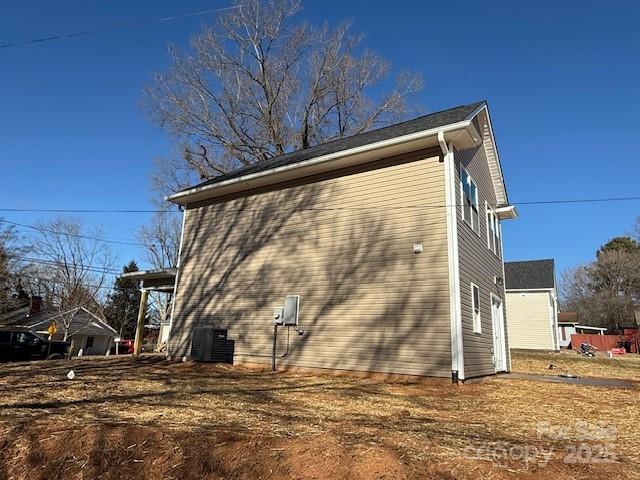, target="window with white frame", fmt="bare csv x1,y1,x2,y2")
460,167,479,234
485,203,501,256
471,283,481,333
